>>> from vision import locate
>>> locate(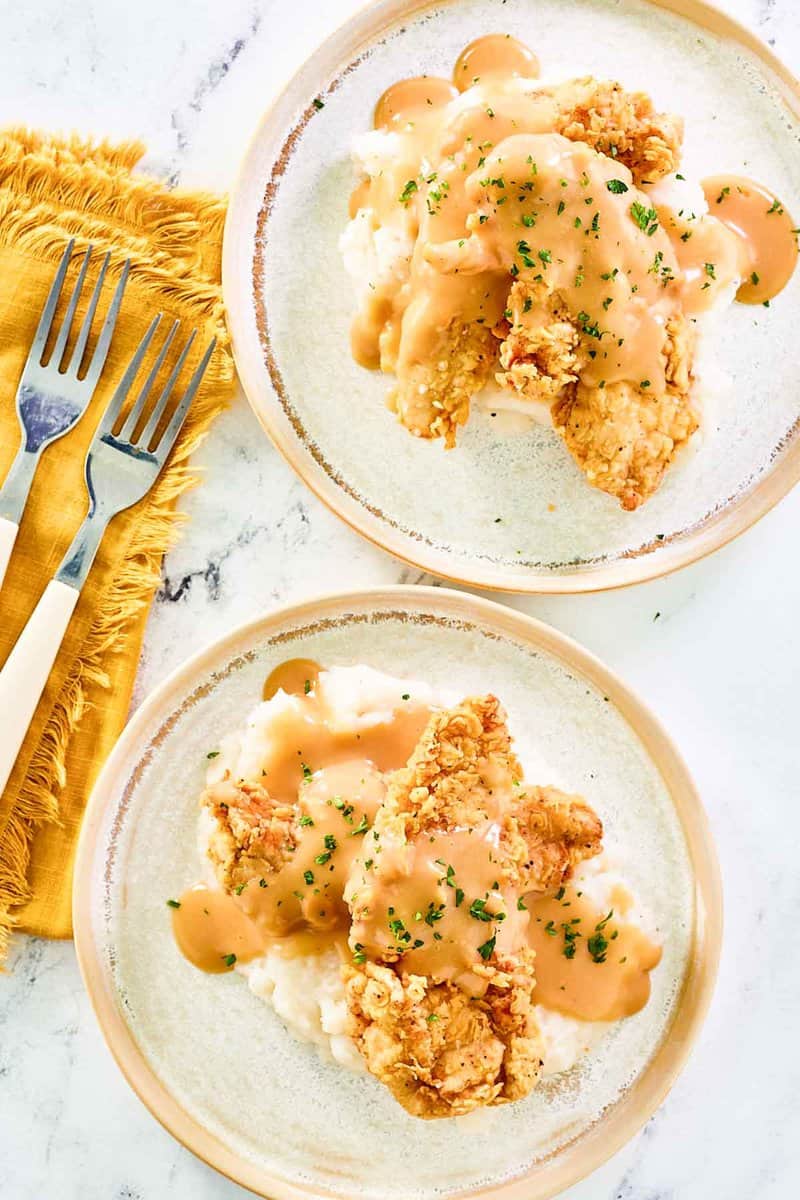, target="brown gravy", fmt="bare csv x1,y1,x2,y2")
347,822,528,996
262,657,321,701
527,884,662,1021
453,34,540,90
701,174,798,305
374,76,458,129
